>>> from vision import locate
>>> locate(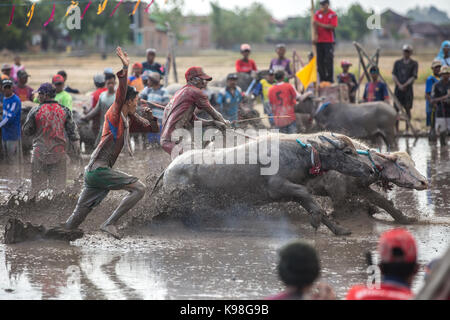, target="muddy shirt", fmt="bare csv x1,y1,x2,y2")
85,91,116,146
23,100,79,164
161,84,212,150
87,69,159,170
431,79,450,118
392,59,418,94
